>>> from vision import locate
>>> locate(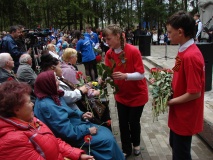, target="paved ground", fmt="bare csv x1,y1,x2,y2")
77,45,213,160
